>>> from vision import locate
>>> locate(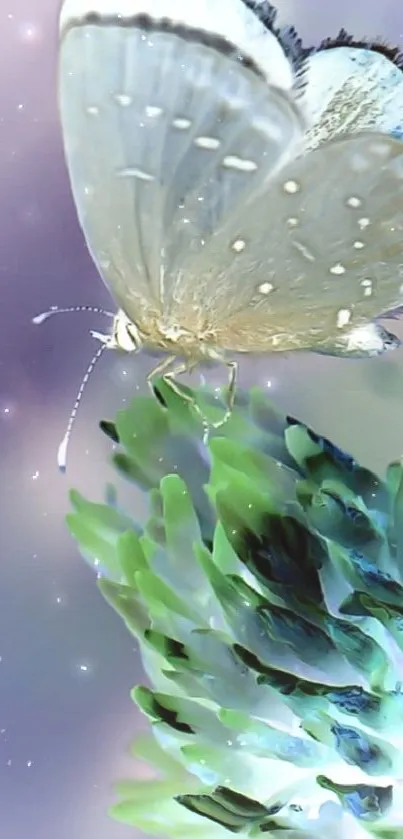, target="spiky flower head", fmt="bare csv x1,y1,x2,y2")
67,381,403,838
